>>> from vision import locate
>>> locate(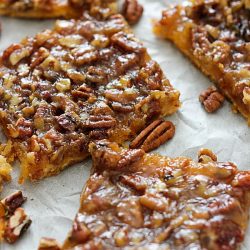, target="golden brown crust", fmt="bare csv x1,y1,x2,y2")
0,0,118,19
0,14,180,182
62,140,250,250
0,142,13,196
154,0,250,124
